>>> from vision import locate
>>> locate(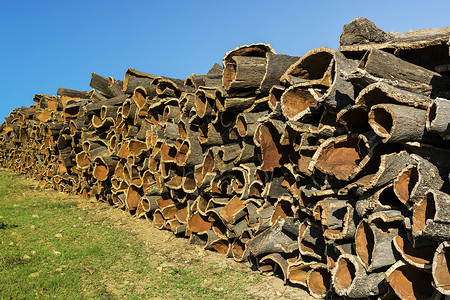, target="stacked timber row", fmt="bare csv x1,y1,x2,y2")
1,18,450,299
